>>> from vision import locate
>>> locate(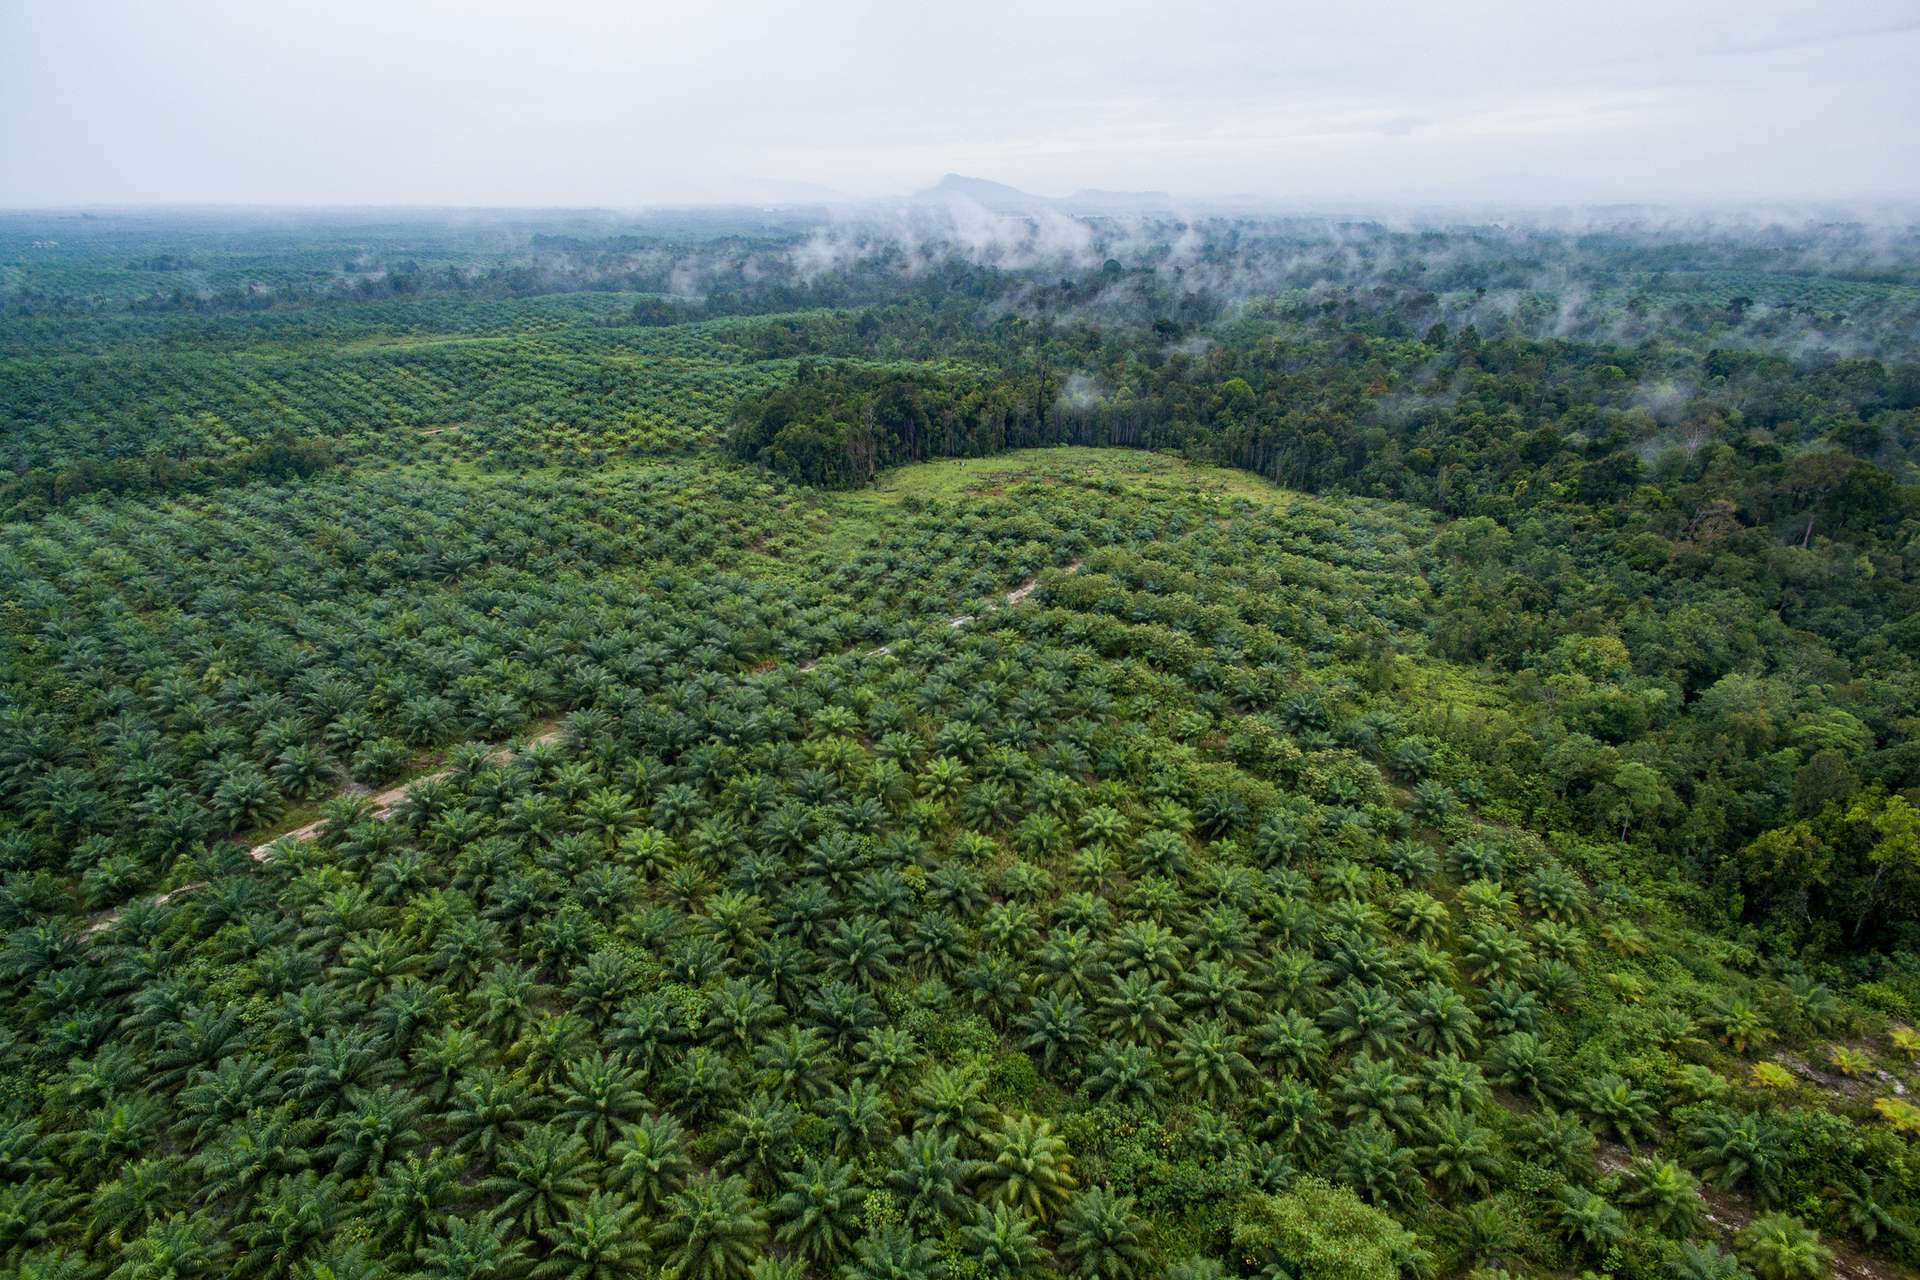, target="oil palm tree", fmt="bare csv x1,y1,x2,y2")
714,1093,797,1194
1481,980,1543,1036
653,1173,767,1280
535,1191,650,1280
1553,1184,1625,1258
887,1129,970,1228
175,1055,281,1142
472,963,548,1046
1099,972,1178,1047
1578,1072,1660,1147
447,1066,536,1161
606,1112,692,1212
1407,984,1481,1057
414,1211,529,1280
1250,1078,1332,1158
976,1115,1076,1220
1417,1054,1492,1112
1518,1108,1595,1182
753,1025,832,1104
1057,1186,1150,1280
373,977,447,1055
1336,1055,1419,1135
829,916,901,989
576,787,639,849
826,1079,892,1155
1169,1018,1255,1106
322,1084,422,1179
190,1105,317,1205
1448,1197,1522,1274
1418,1108,1501,1200
806,980,881,1053
1736,1214,1831,1280
1669,1241,1753,1280
235,1169,345,1277
294,1027,396,1117
566,951,636,1027
770,1155,863,1265
667,1046,739,1121
1113,920,1187,982
108,1213,230,1280
855,1025,922,1085
1321,981,1412,1056
556,1051,648,1155
370,1149,466,1254
839,1225,942,1280
1335,1121,1423,1208
1464,924,1530,981
1039,928,1113,998
1250,1009,1329,1079
1708,996,1775,1056
1619,1158,1702,1236
1177,959,1253,1023
1488,1031,1563,1102
703,890,772,957
1084,1041,1164,1109
1014,990,1087,1070
1387,890,1449,943
967,951,1029,1028
962,1201,1042,1277
1687,1108,1786,1207
484,1123,593,1237
86,1157,183,1250
904,910,965,977
1826,1172,1913,1245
